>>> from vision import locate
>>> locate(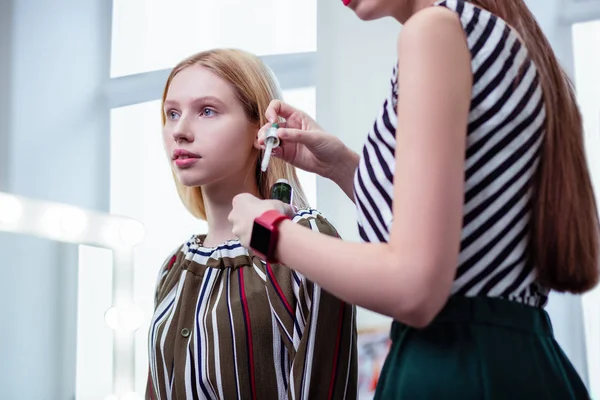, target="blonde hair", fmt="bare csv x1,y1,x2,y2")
161,48,309,220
